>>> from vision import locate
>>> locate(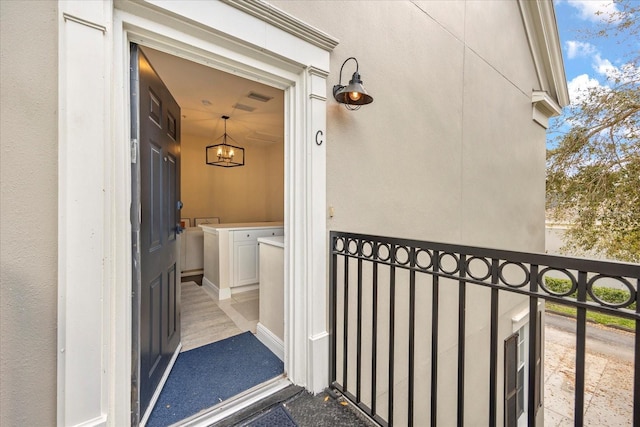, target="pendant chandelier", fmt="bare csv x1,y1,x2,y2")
205,115,245,167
